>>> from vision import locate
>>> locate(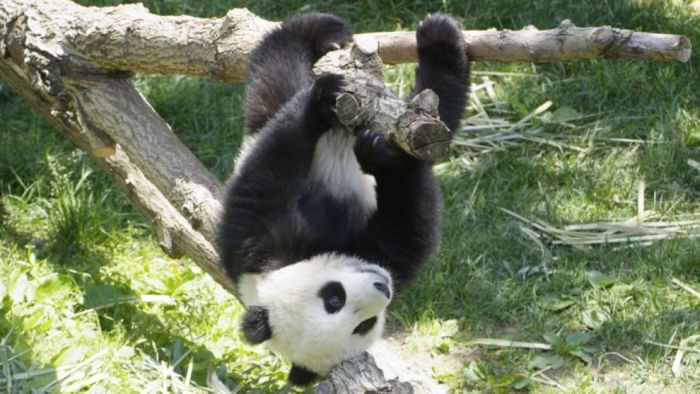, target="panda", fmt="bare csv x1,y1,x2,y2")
218,12,469,386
